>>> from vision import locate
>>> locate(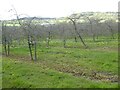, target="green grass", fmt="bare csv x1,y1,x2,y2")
2,57,118,88
0,44,2,89
2,38,118,88
0,56,2,89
